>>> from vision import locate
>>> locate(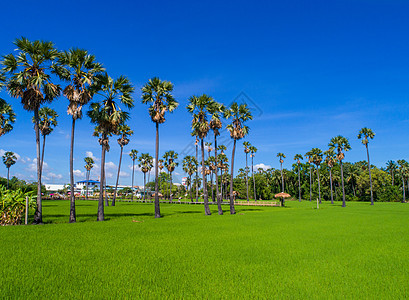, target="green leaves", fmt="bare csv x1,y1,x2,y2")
0,186,36,226
224,102,253,140
0,98,16,137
